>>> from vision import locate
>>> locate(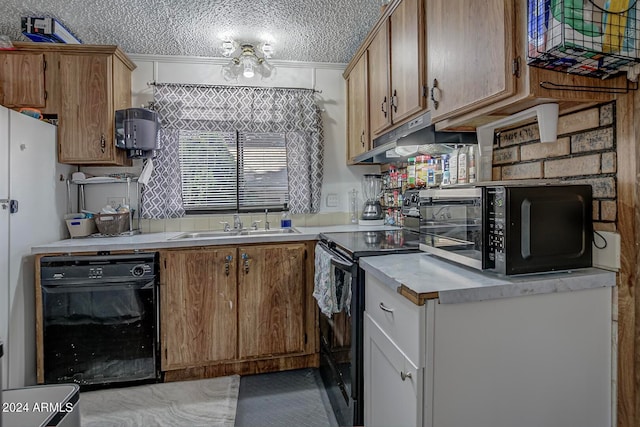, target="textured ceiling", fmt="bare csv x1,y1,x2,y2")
0,0,384,63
